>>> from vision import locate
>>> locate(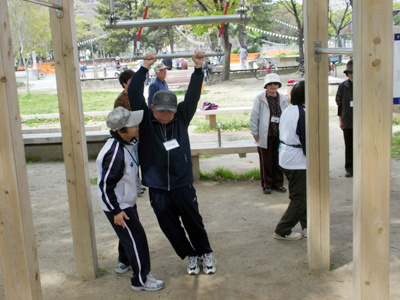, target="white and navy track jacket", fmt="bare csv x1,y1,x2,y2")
96,137,139,214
